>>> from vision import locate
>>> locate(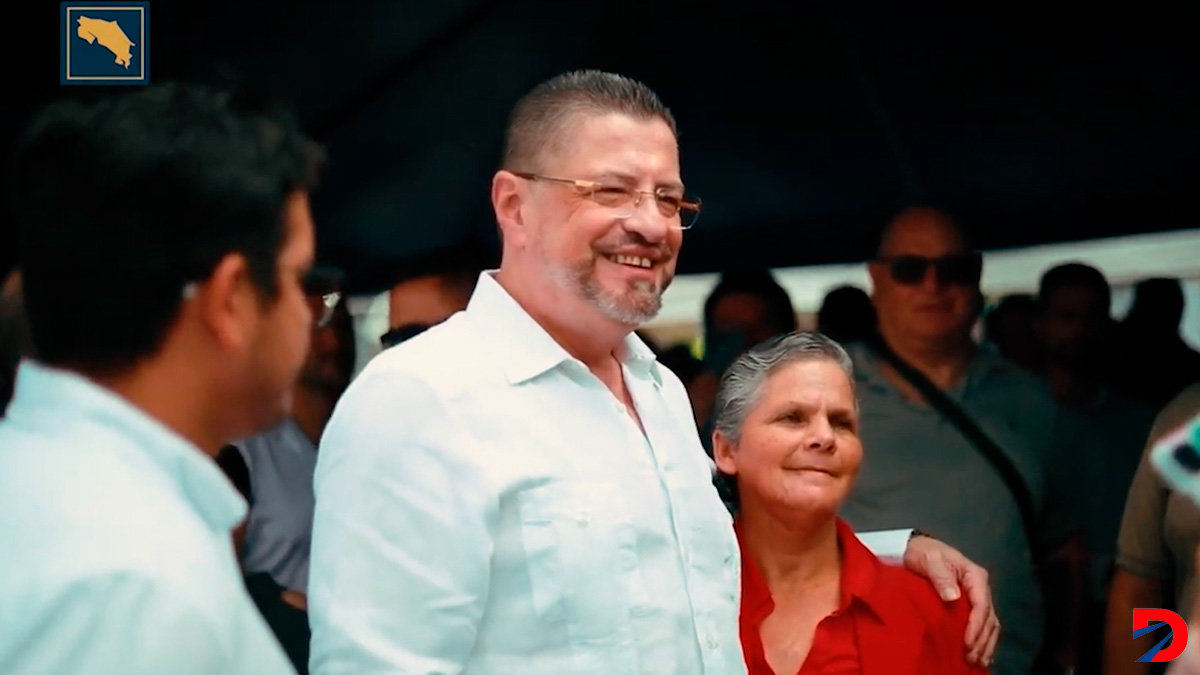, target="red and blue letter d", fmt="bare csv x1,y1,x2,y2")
1133,608,1189,662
